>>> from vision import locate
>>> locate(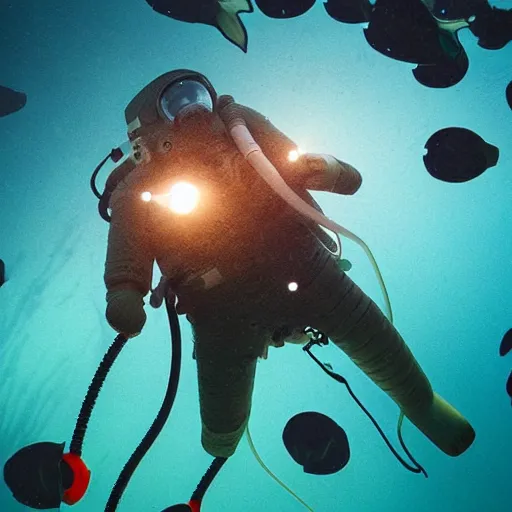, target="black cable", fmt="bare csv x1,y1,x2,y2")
190,457,228,503
397,413,427,477
90,153,111,199
70,334,129,456
98,193,112,223
304,343,428,478
105,292,183,511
